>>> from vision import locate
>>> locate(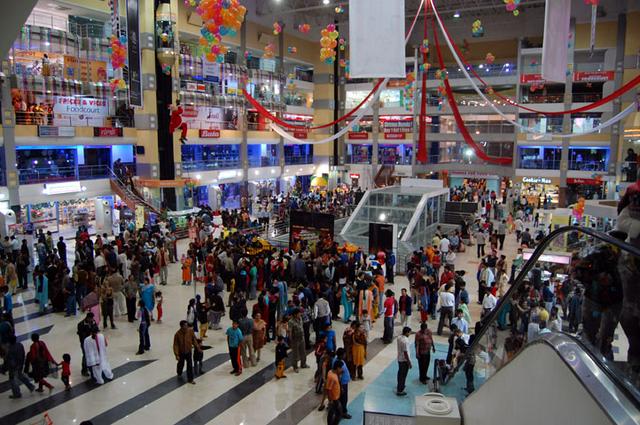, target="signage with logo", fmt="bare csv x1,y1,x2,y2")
382,120,413,133
51,96,109,126
567,177,602,185
520,74,546,85
523,176,552,185
573,71,614,82
349,173,360,179
182,106,224,129
94,127,123,137
43,181,82,195
348,131,369,140
293,131,308,139
199,129,221,138
38,126,75,137
384,132,405,140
